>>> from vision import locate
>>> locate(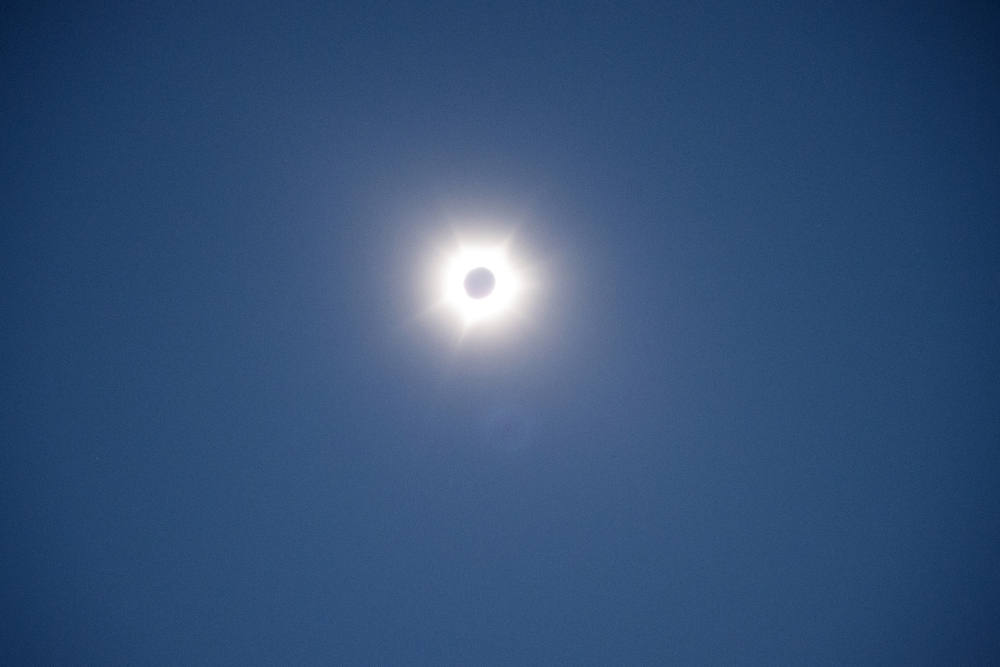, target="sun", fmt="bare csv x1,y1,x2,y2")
440,241,523,327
